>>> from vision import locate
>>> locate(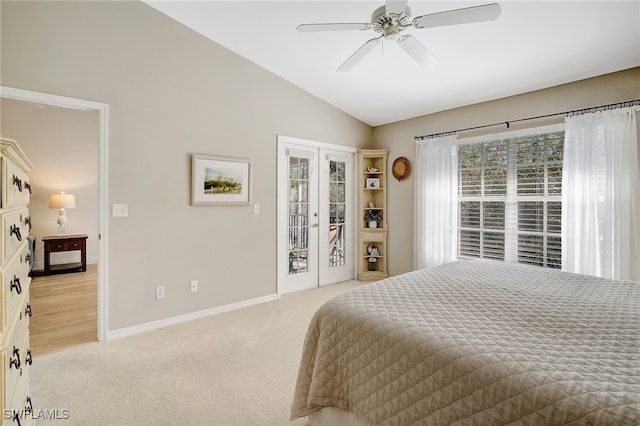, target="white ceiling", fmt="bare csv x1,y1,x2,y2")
145,1,640,126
